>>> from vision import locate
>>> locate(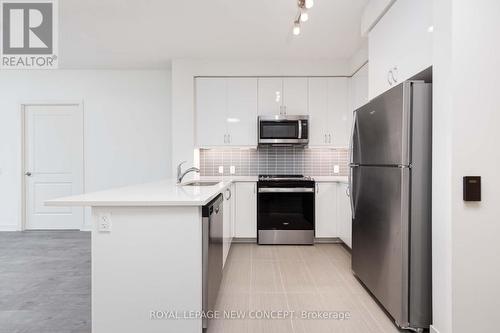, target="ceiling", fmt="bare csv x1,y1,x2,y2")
59,0,368,69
